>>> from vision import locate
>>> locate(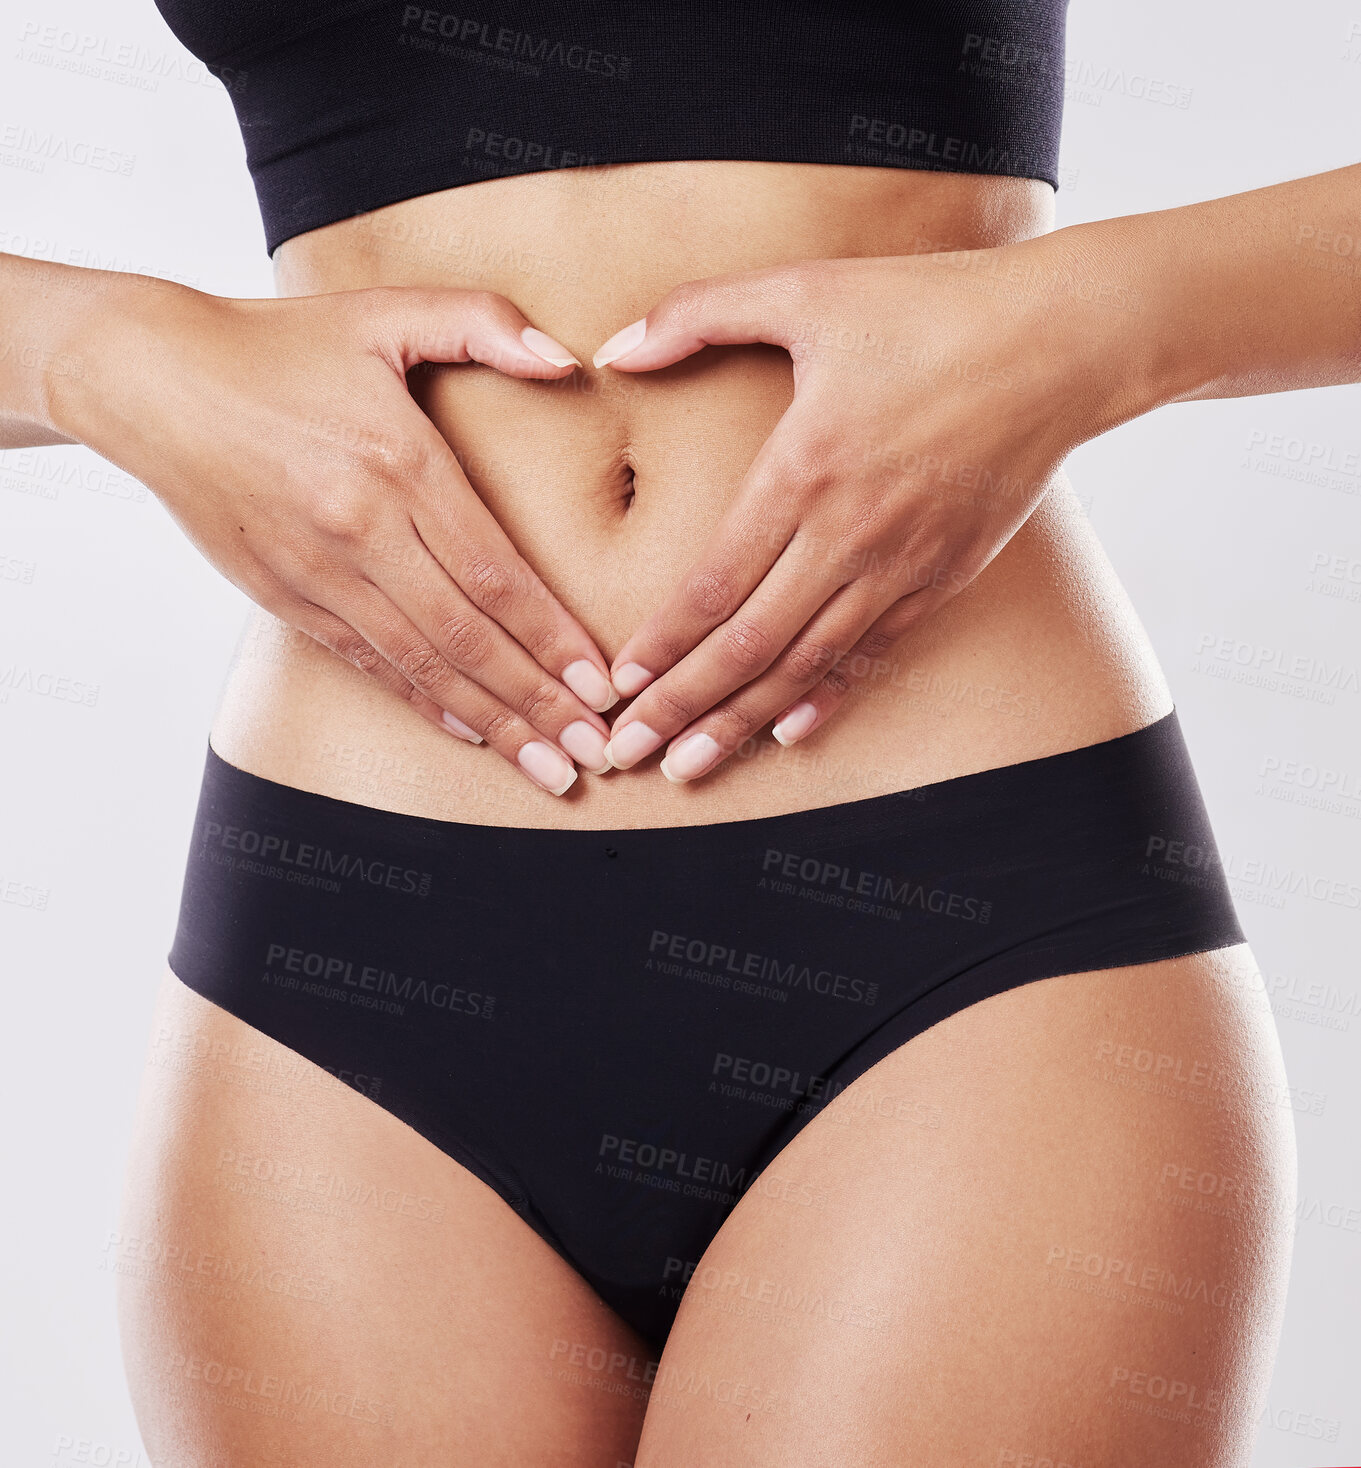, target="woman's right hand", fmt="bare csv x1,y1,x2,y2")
49,272,617,794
